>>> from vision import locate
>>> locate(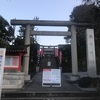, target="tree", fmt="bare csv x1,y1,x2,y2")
13,26,25,45
64,36,71,44
82,0,100,7
70,4,100,53
70,4,100,72
0,15,14,47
